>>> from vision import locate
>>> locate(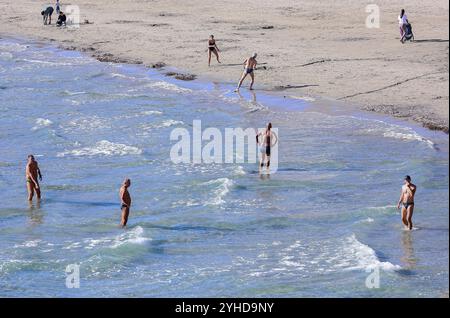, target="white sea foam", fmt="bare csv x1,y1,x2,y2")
14,240,41,248
32,118,53,130
142,120,184,130
141,110,163,116
353,116,435,149
202,178,234,205
0,42,28,52
57,140,142,157
382,129,435,148
234,165,246,176
62,90,87,96
20,58,74,66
